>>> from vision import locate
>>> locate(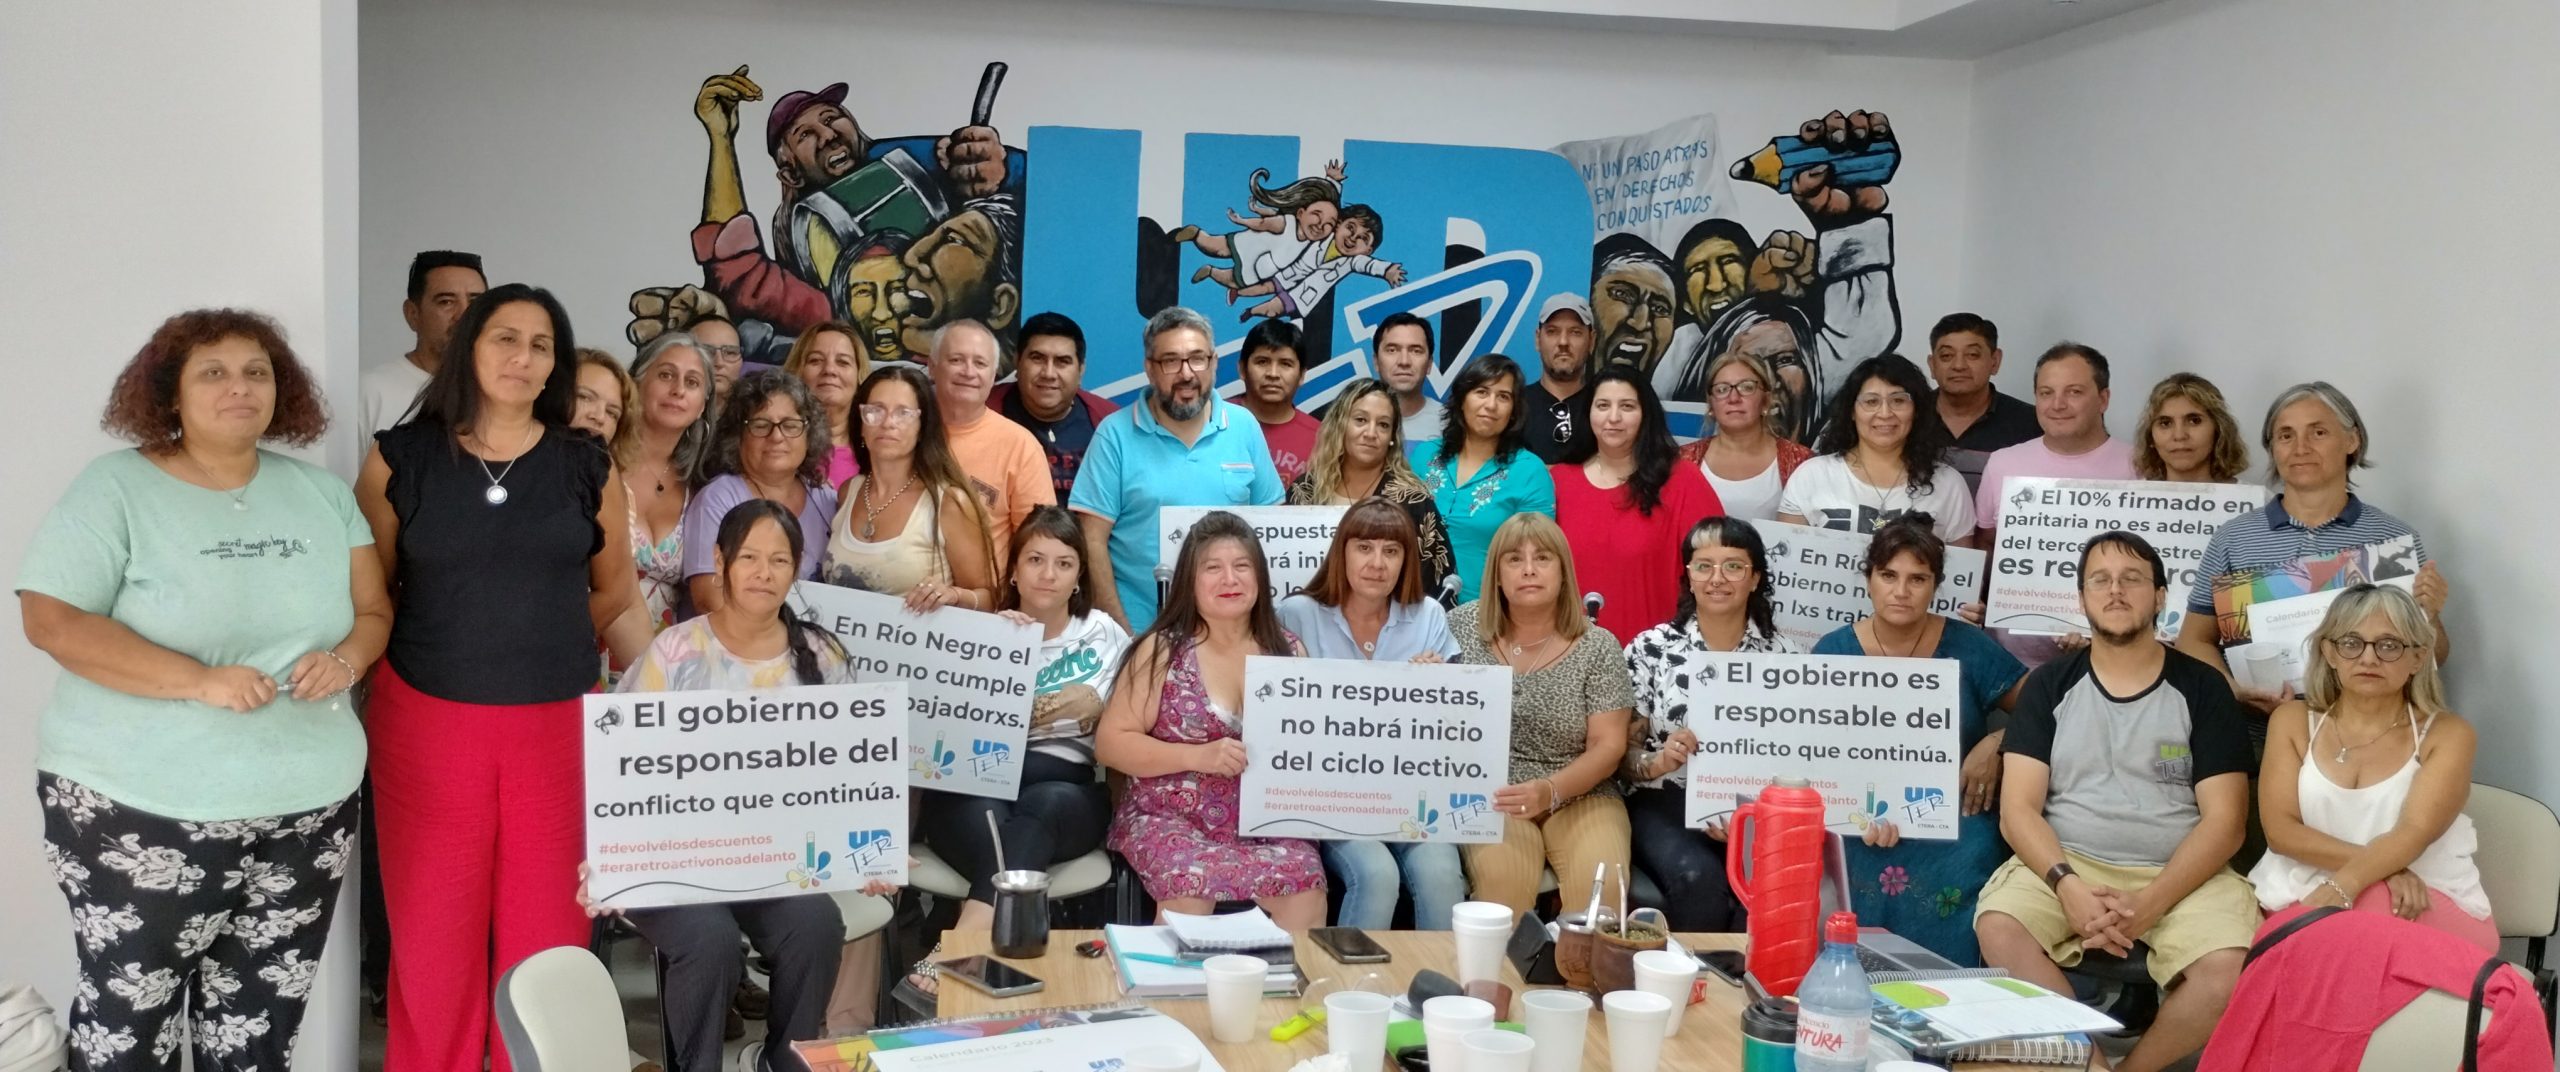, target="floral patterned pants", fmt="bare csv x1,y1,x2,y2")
38,773,355,1071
